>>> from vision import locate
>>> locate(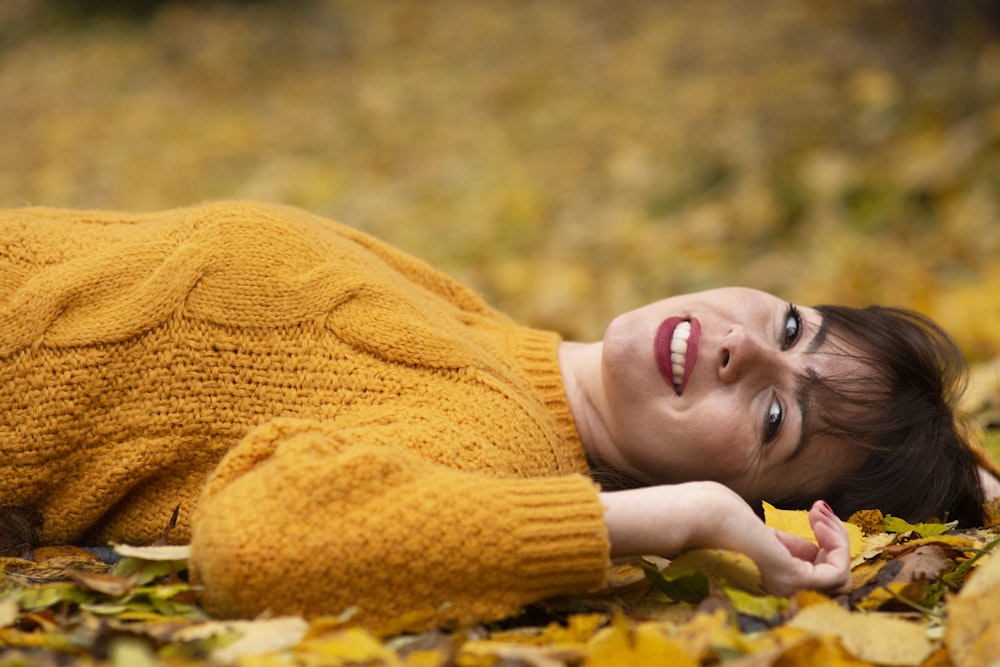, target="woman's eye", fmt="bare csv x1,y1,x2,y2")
764,397,783,445
782,304,802,349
